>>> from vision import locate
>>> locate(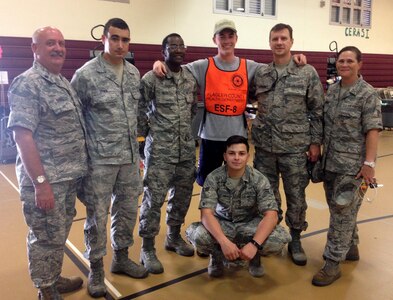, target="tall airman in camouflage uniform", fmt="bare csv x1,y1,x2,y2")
138,33,198,274
7,27,87,300
186,136,291,278
251,24,324,266
312,46,382,286
71,18,147,298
